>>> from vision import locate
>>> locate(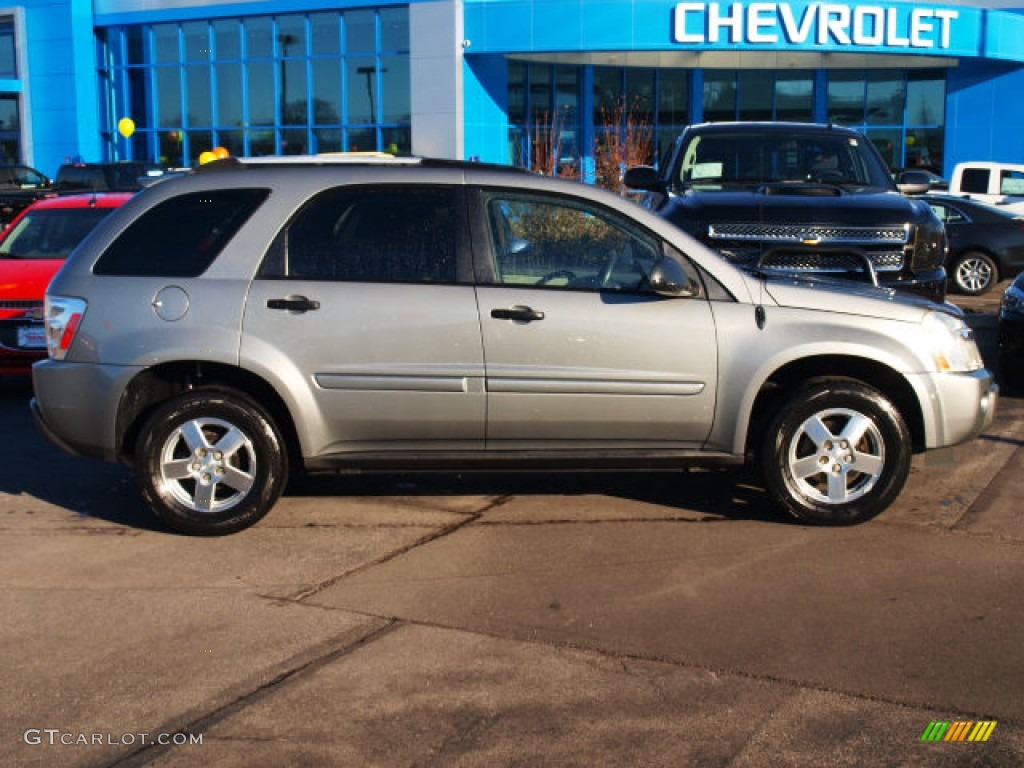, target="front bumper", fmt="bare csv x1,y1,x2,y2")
916,367,999,451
